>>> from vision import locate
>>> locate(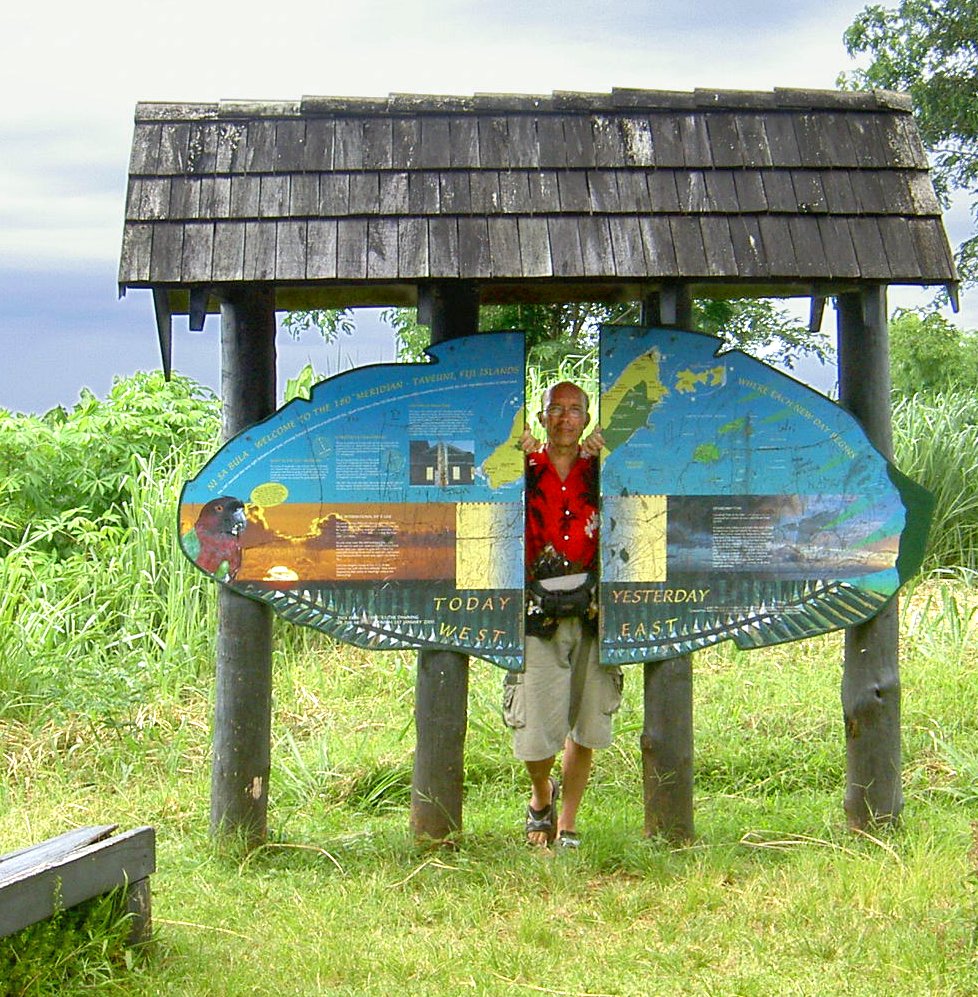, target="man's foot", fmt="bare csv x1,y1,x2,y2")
556,829,581,849
525,777,560,847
